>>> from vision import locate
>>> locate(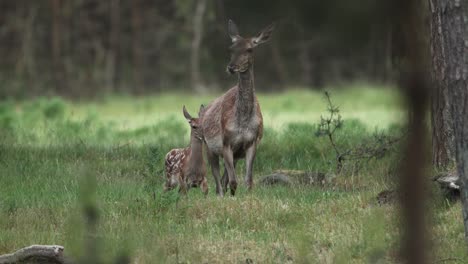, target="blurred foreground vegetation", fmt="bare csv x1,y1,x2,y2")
0,86,466,263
